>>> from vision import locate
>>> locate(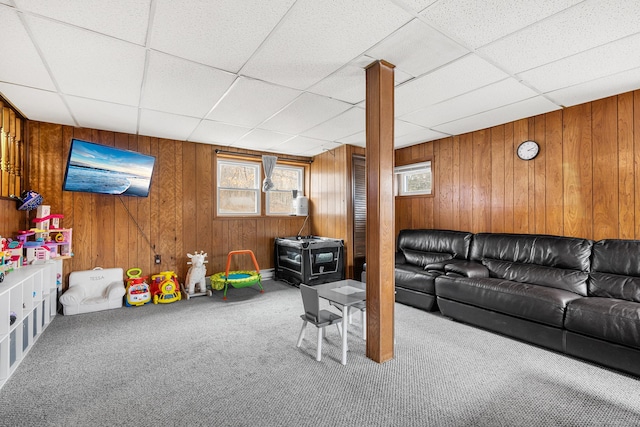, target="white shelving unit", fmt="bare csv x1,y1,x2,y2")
0,260,60,390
